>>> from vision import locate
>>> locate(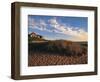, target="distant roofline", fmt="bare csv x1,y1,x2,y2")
29,32,42,37
30,32,36,35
